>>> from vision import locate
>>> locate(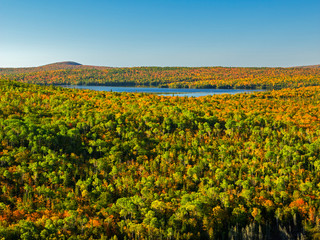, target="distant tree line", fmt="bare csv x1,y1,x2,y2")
1,66,320,89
